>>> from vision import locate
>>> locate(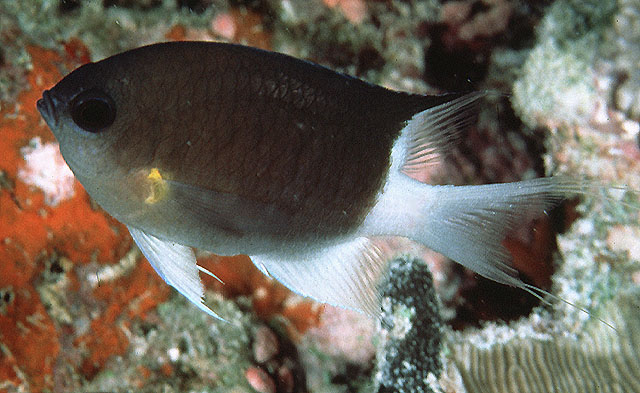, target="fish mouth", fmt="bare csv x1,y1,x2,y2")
37,89,60,129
